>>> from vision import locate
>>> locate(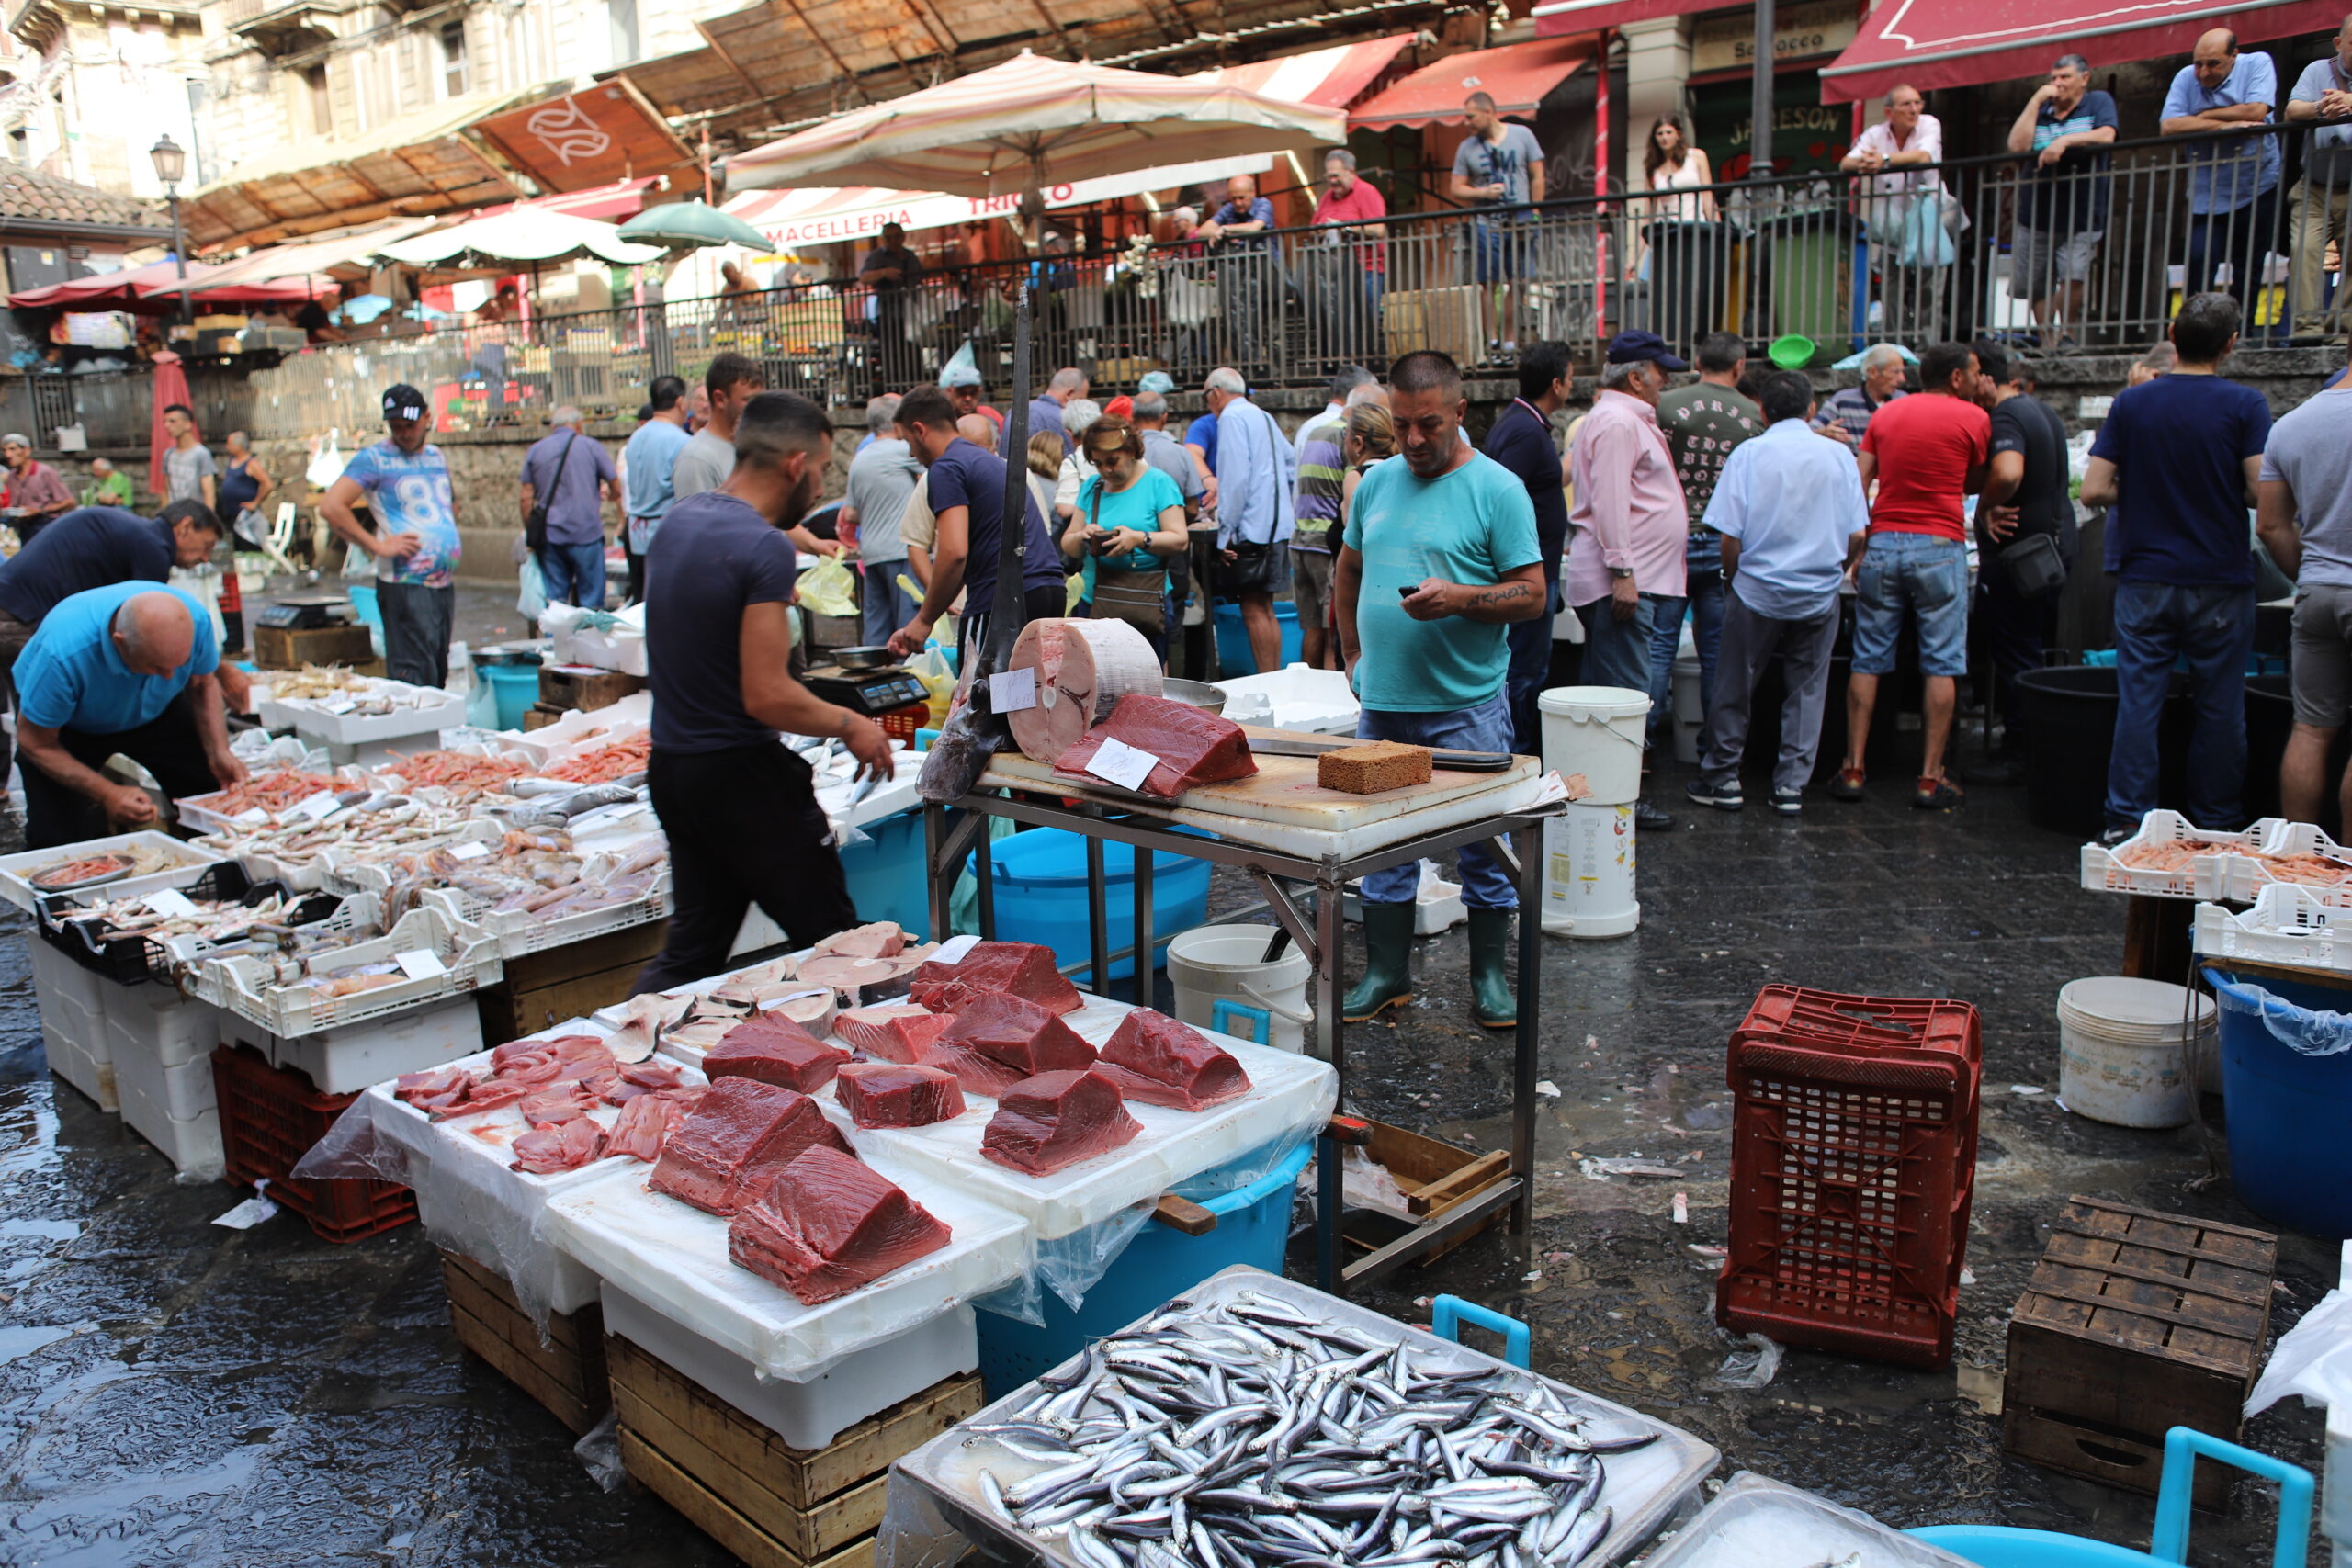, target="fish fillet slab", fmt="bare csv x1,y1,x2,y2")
1005,617,1164,761
908,941,1081,1015
933,991,1096,1077
981,1069,1143,1176
1050,694,1258,800
727,1145,953,1304
703,1013,853,1093
836,1061,967,1127
1095,1008,1251,1111
648,1078,854,1216
836,1004,951,1064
